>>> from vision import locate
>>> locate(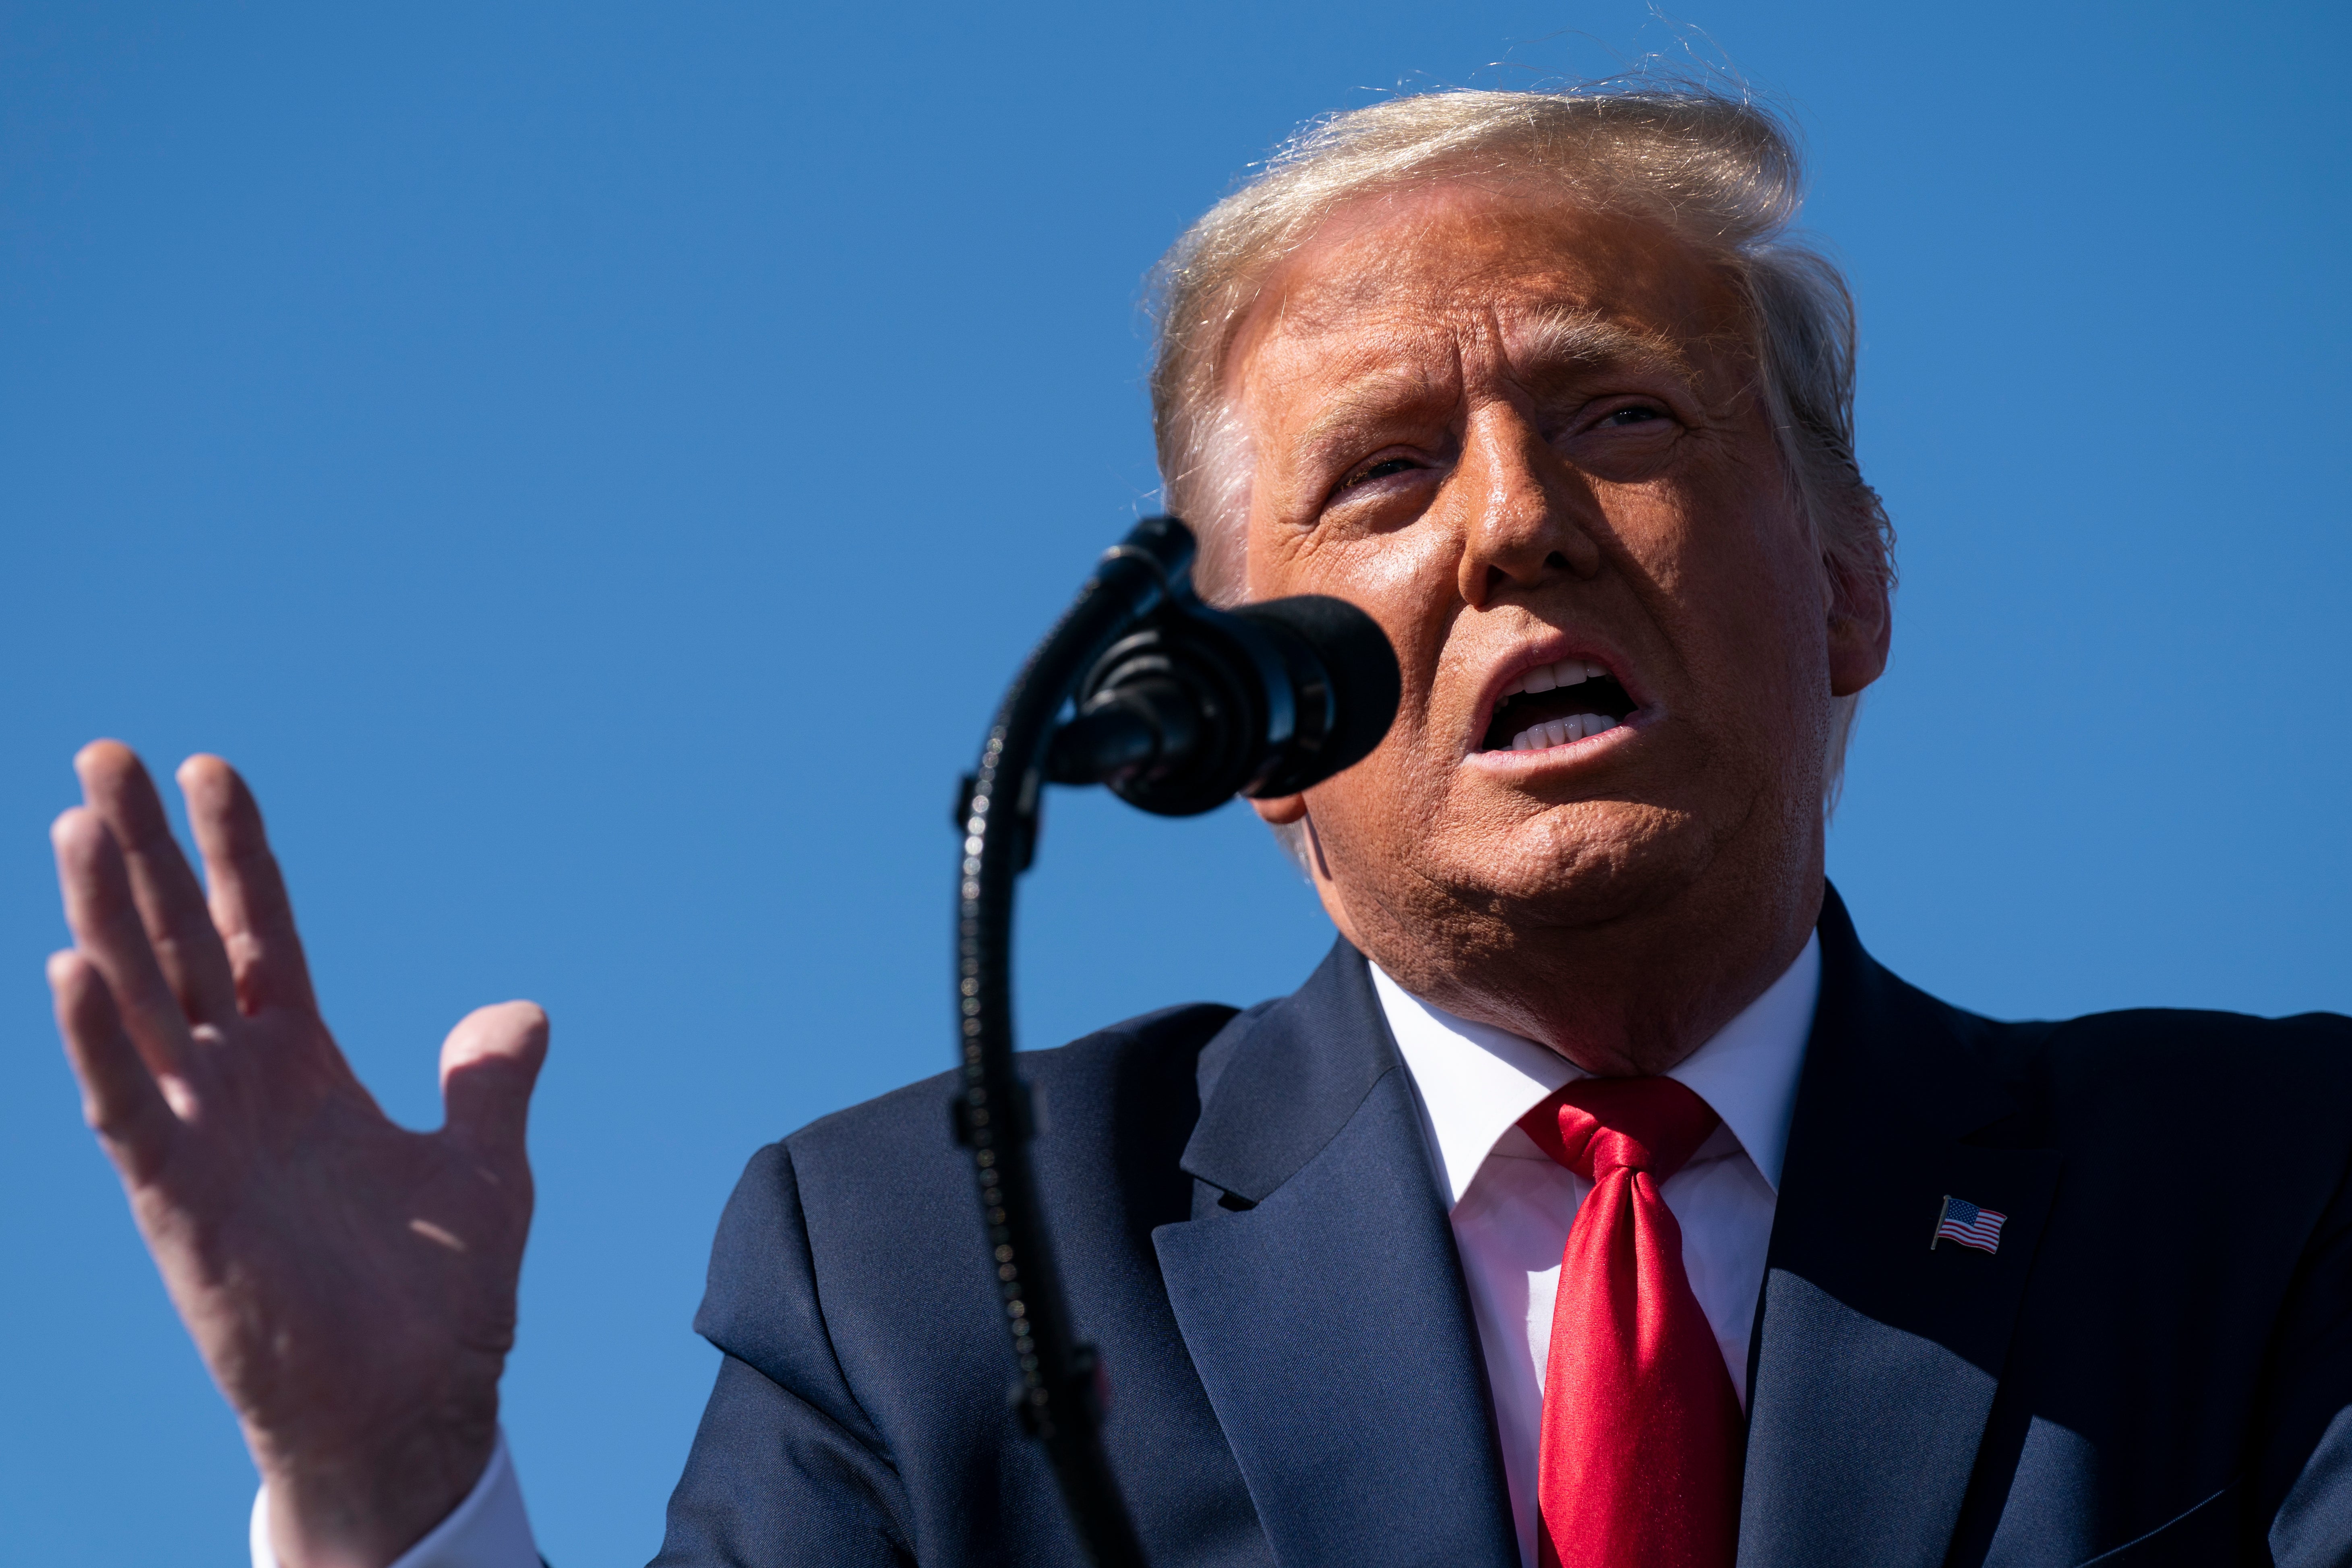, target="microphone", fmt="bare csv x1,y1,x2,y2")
1043,557,1401,817
952,515,1396,1568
